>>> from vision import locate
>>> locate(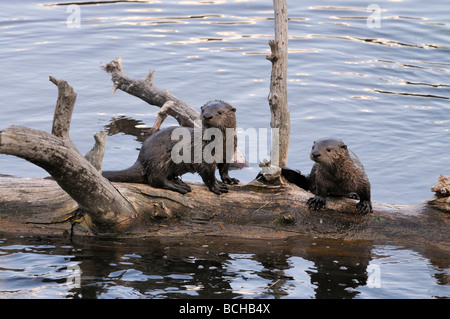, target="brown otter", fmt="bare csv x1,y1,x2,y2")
102,100,239,195
281,138,372,215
